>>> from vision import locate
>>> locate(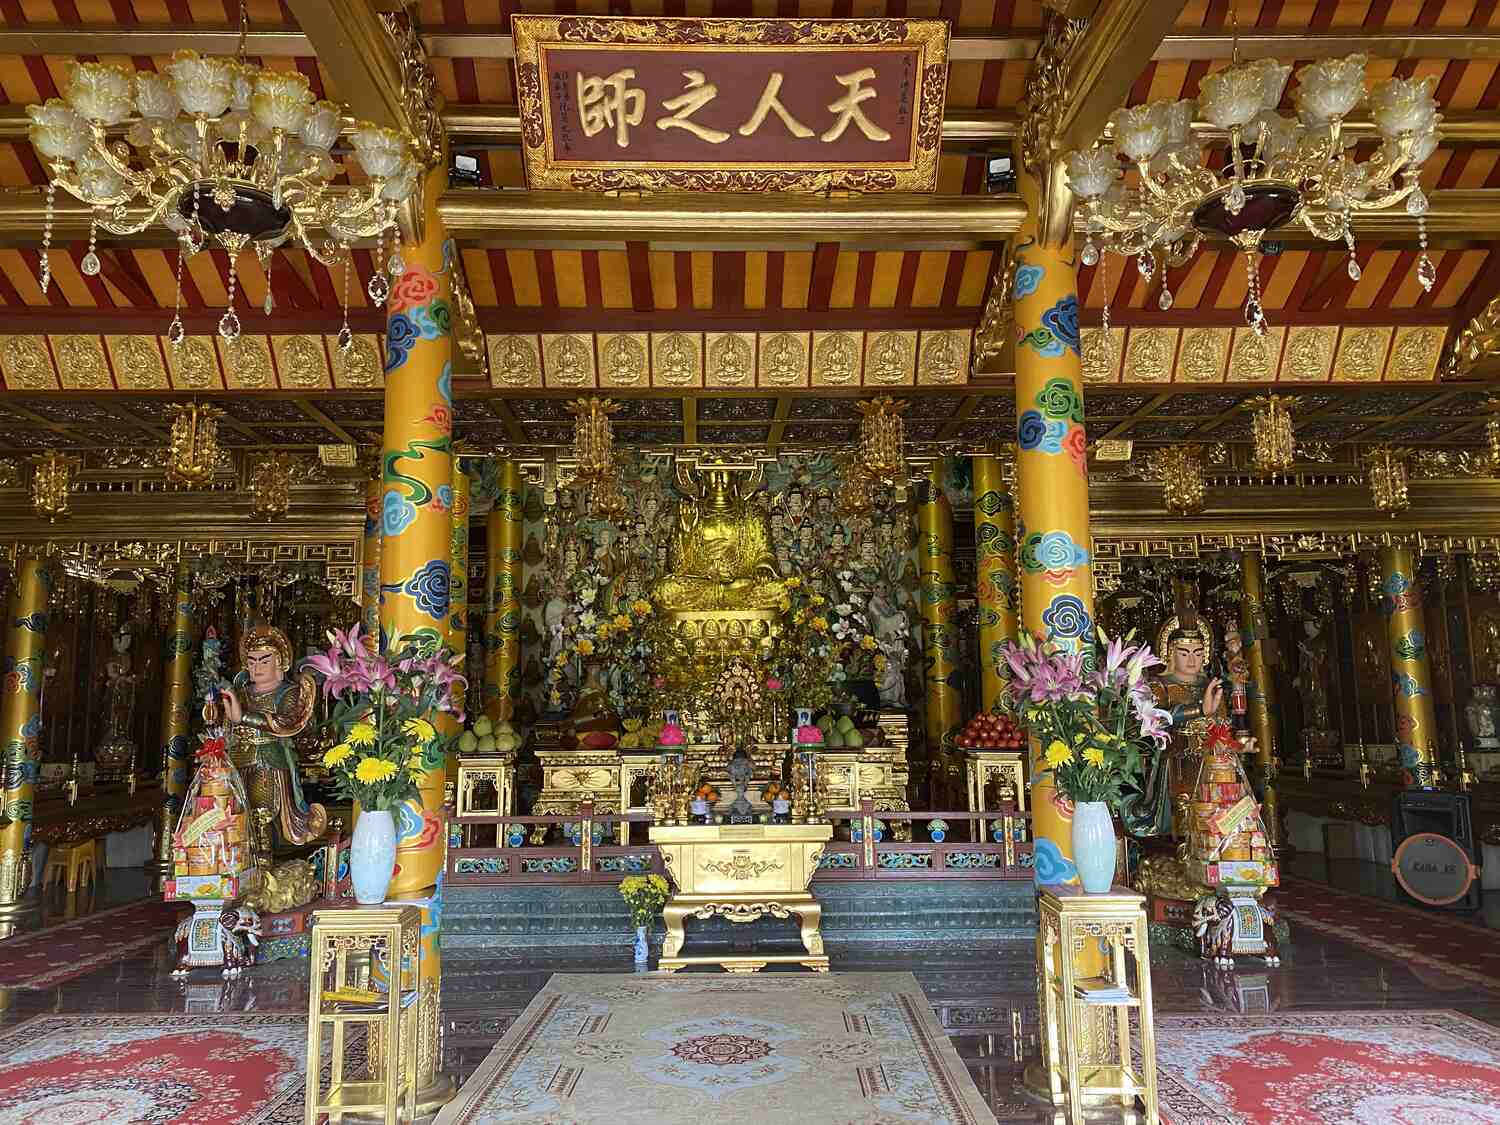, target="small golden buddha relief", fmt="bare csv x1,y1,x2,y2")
1334,326,1392,382
599,332,649,387
758,332,808,387
1229,326,1285,382
866,330,916,385
490,334,542,389
0,335,57,390
706,333,755,387
106,335,169,389
218,334,274,389
1178,328,1228,383
1388,327,1444,381
166,336,224,389
53,334,111,389
1080,327,1122,383
652,332,702,387
918,329,969,385
271,334,332,389
1284,326,1335,382
1123,328,1174,382
812,331,861,386
543,333,597,387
